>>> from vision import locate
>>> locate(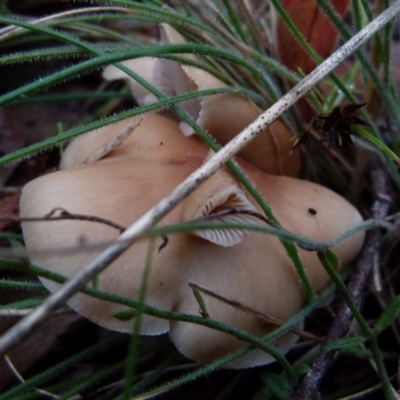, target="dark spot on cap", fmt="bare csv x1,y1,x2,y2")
308,208,317,215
